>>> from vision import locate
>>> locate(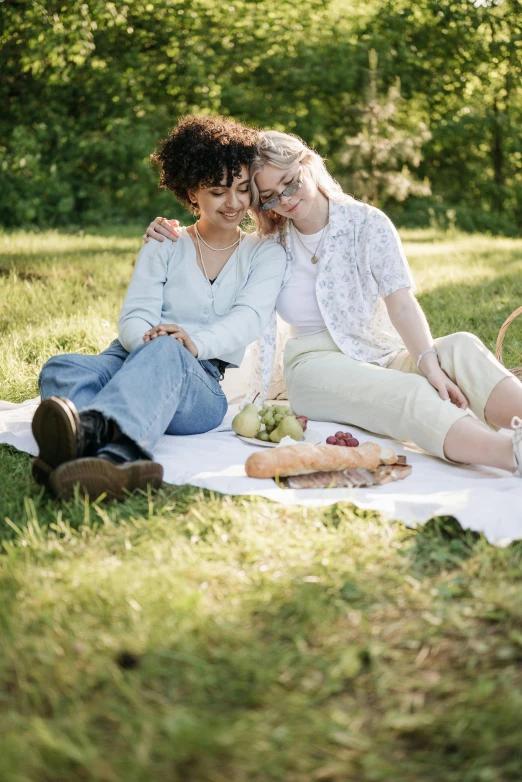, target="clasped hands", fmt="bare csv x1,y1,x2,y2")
143,323,198,357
